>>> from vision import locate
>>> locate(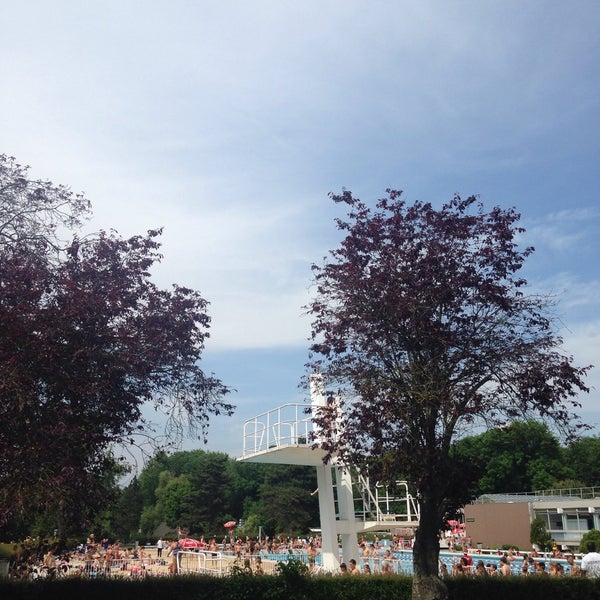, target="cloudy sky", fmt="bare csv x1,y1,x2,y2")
2,1,599,460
